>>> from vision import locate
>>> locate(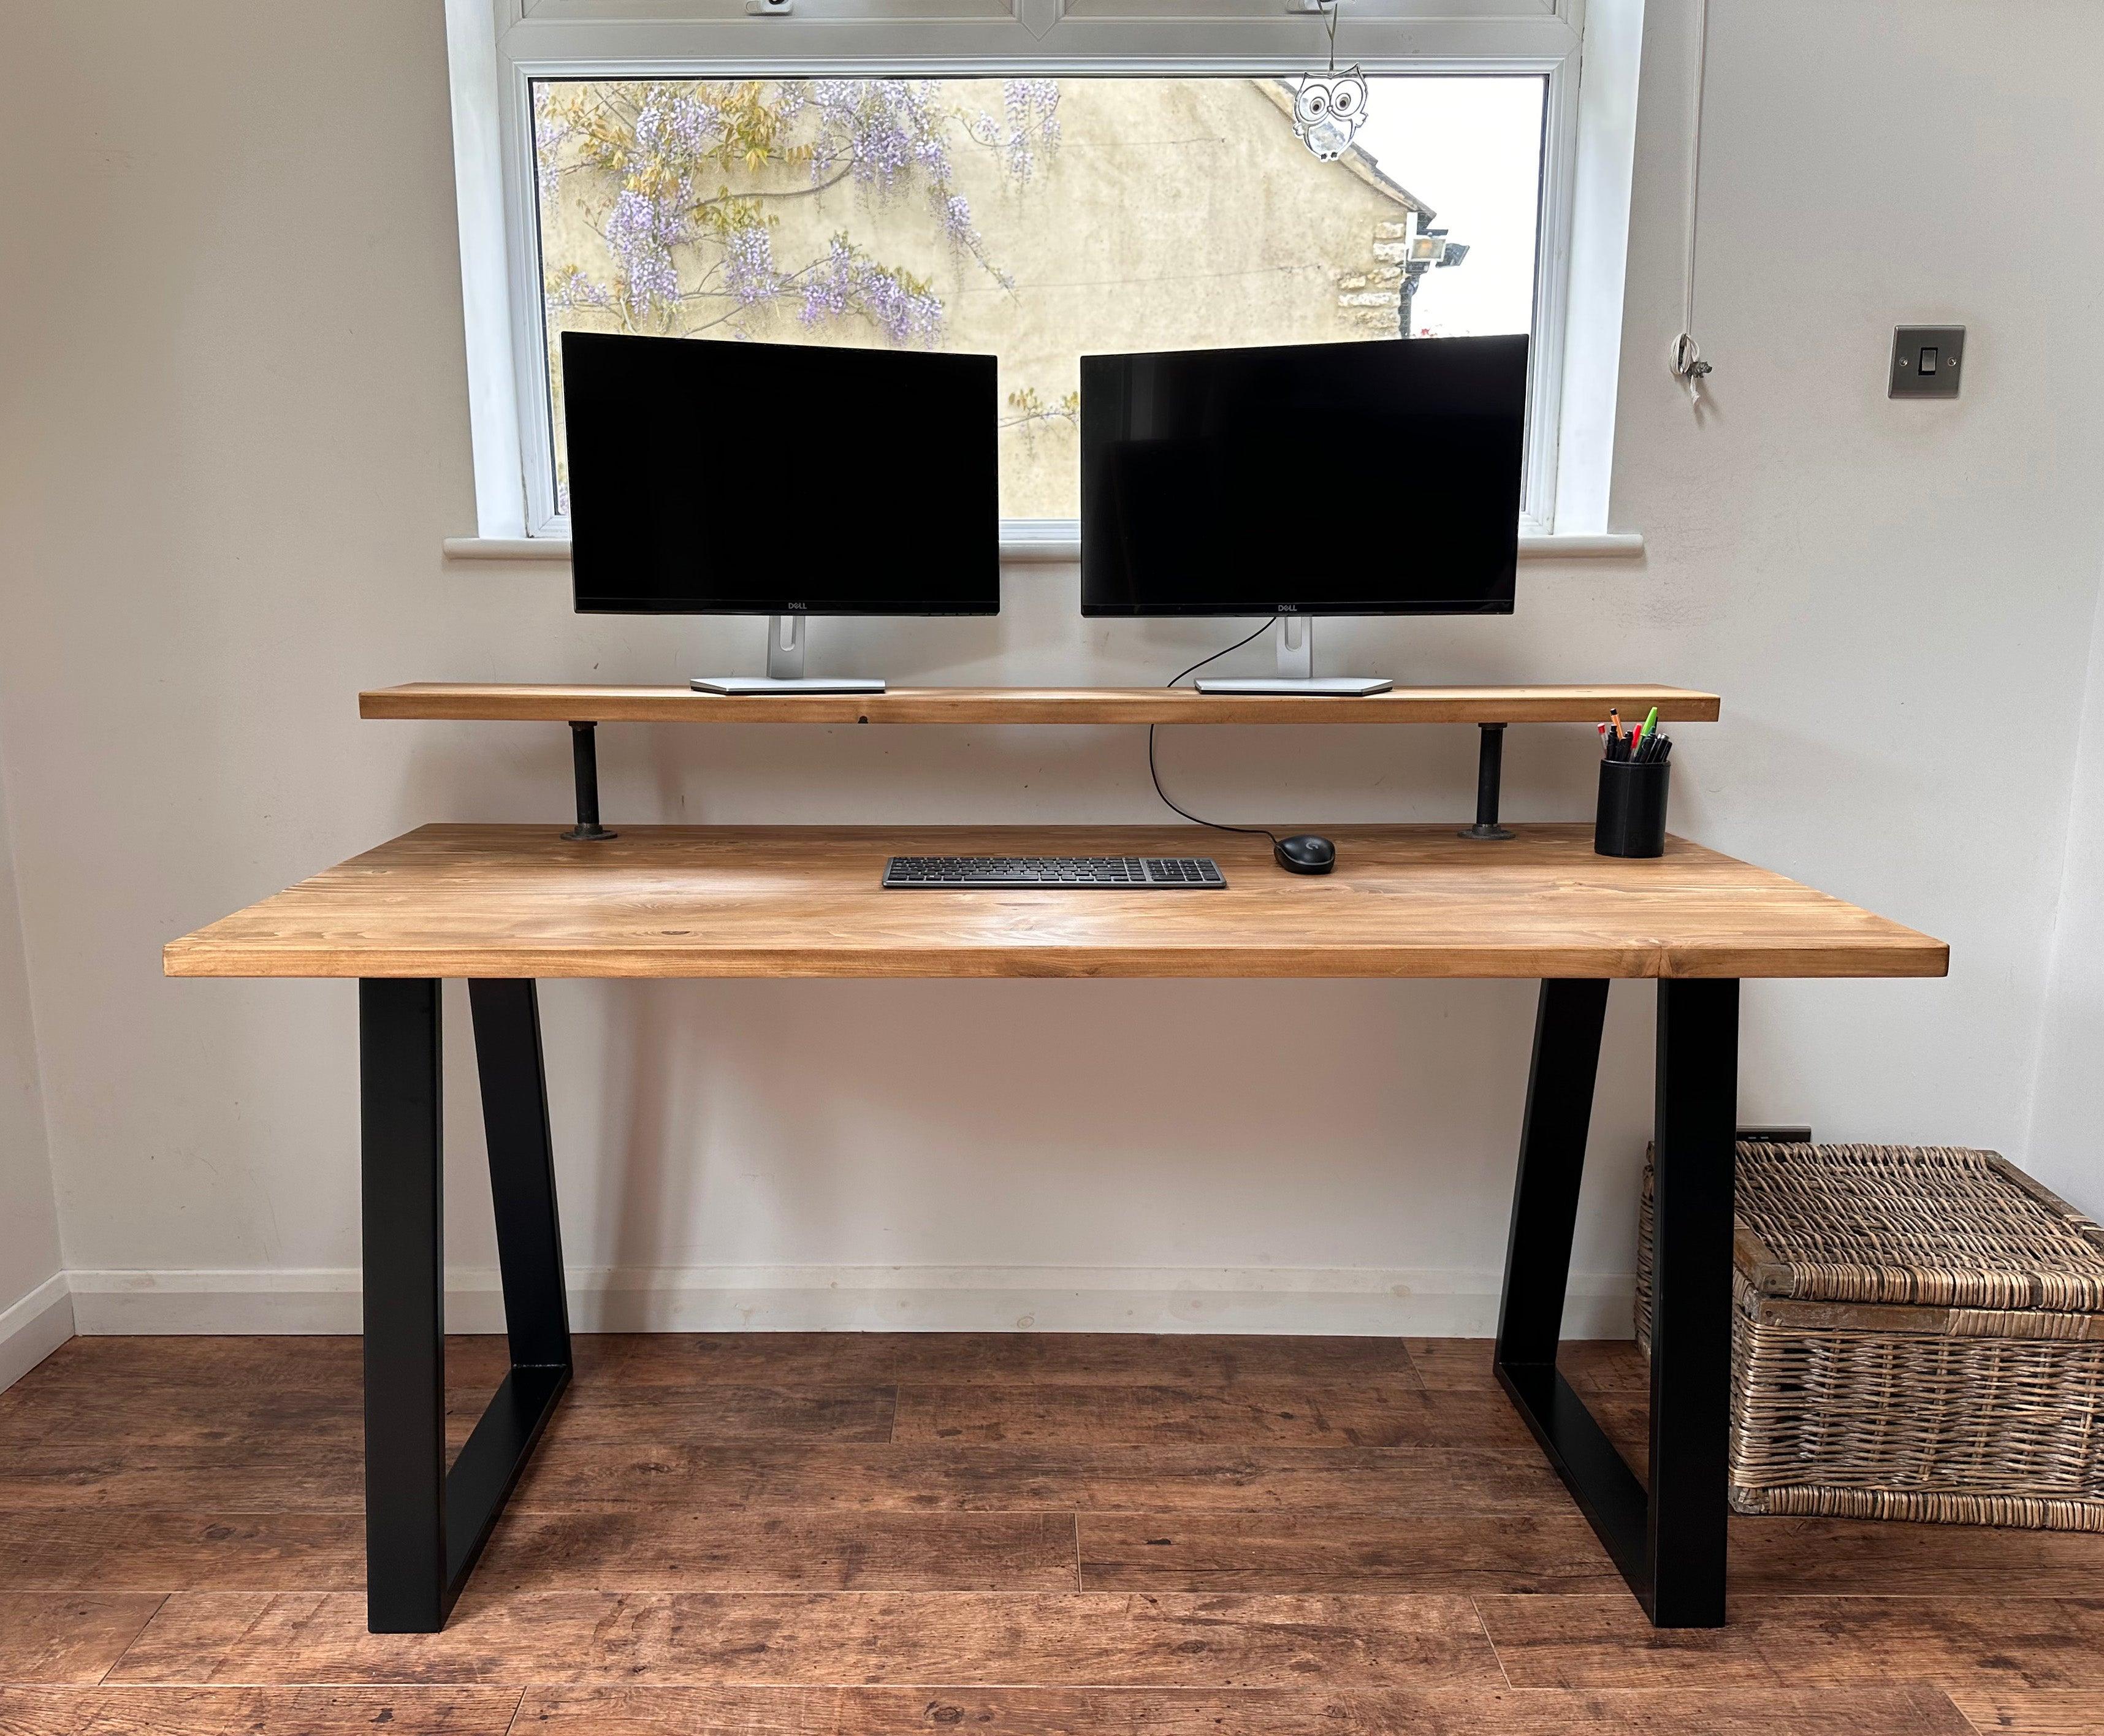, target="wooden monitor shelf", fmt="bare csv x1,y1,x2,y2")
360,680,1720,842
361,682,1720,728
